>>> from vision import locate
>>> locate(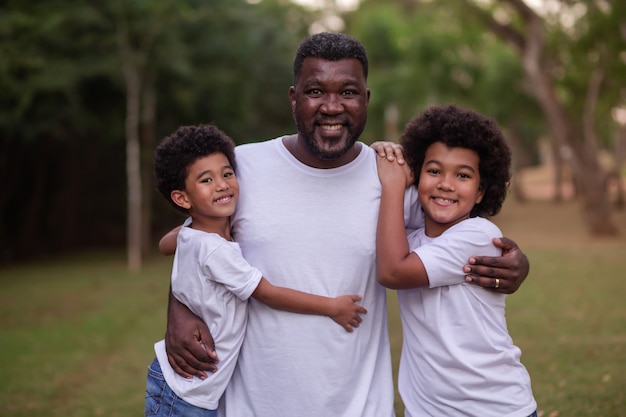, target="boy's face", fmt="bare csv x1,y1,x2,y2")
418,142,484,237
172,152,239,222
